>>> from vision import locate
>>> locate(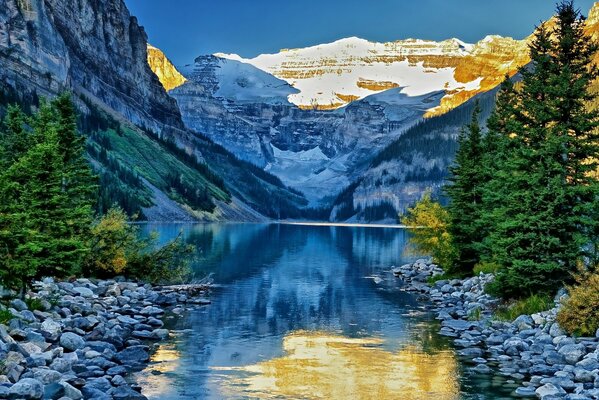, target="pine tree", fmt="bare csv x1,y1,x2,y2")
0,94,97,293
485,2,599,298
445,102,485,274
